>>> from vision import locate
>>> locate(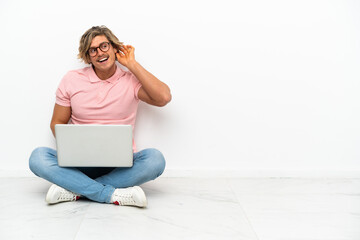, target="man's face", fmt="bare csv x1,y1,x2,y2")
88,35,117,72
